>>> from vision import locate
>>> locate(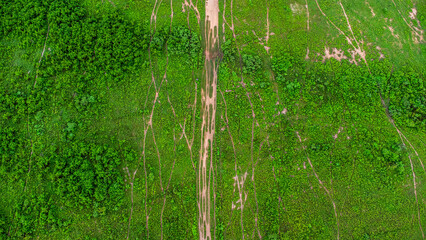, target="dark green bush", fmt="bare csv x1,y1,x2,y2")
242,54,262,74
